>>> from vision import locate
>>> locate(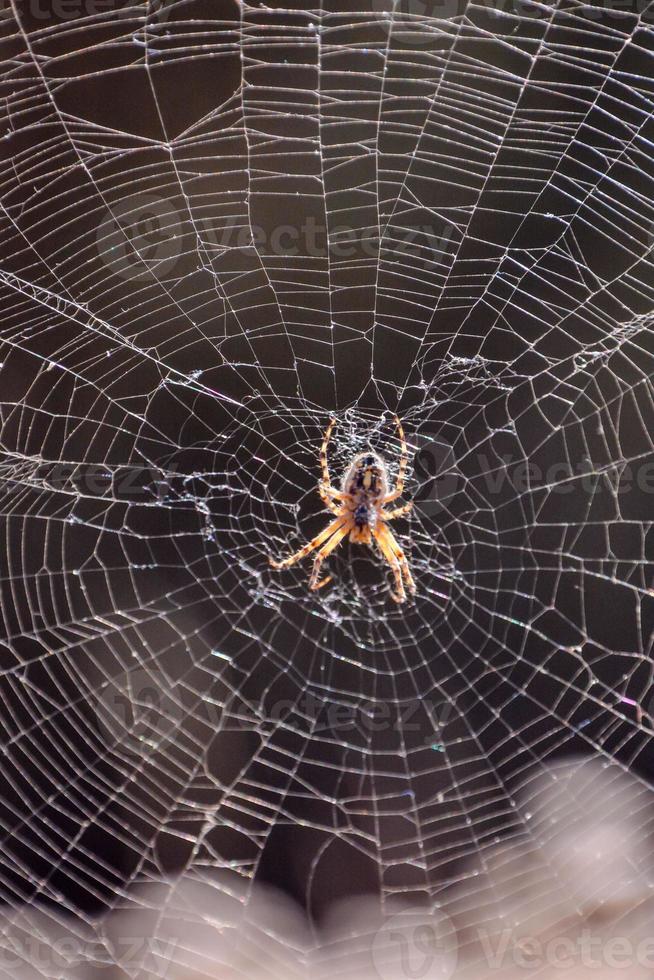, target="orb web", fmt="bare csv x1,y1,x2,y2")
1,0,654,975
